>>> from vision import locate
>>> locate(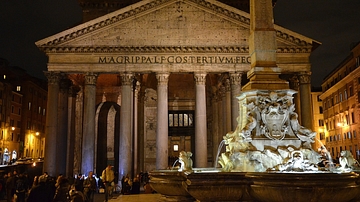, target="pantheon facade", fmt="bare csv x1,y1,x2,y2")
36,0,320,179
